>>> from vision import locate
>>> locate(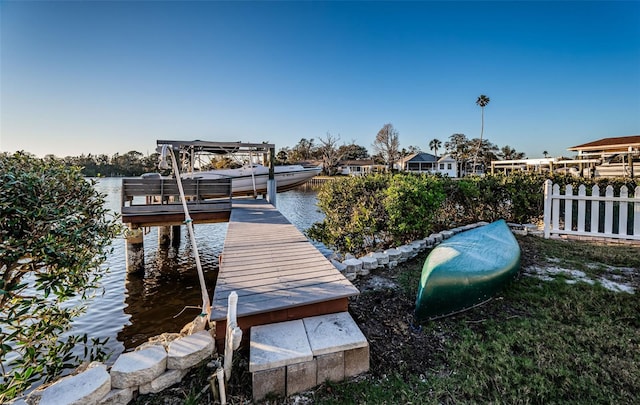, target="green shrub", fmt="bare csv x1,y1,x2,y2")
0,152,121,401
309,172,640,255
384,174,445,244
